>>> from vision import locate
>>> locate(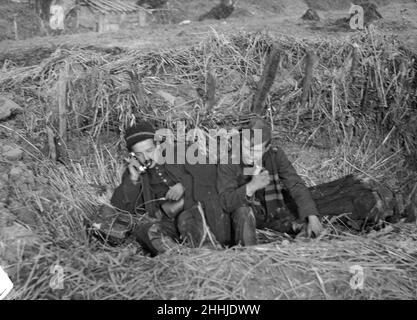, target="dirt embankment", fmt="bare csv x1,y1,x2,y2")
0,0,416,67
